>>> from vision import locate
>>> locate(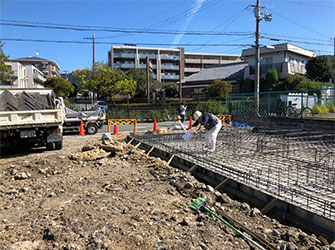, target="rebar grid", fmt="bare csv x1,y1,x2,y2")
133,127,335,220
